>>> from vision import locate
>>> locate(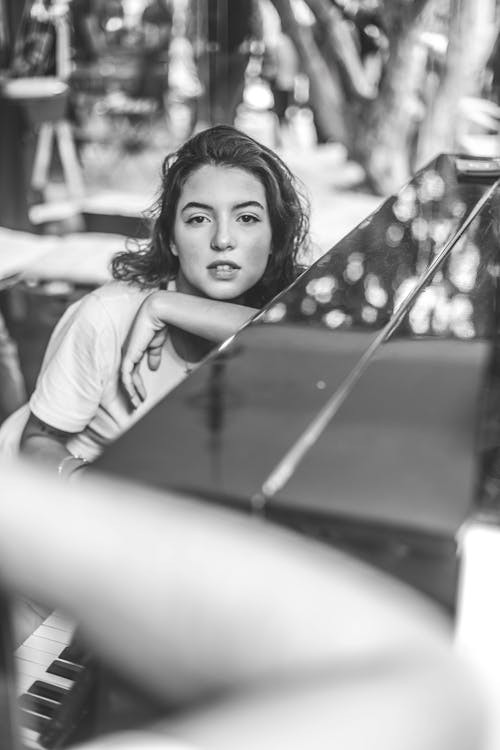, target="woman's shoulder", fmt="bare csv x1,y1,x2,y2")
83,281,151,318
56,282,149,339
84,281,154,340
92,280,150,303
